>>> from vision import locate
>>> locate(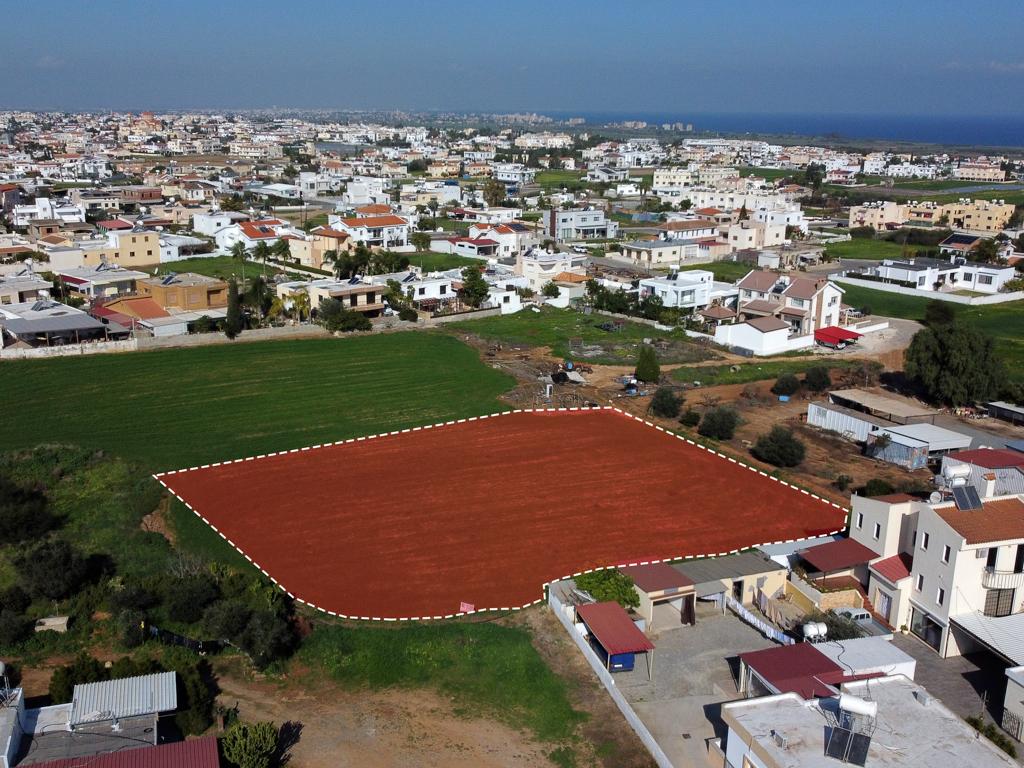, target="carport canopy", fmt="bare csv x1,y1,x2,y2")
576,601,654,655
799,537,879,574
815,326,862,345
